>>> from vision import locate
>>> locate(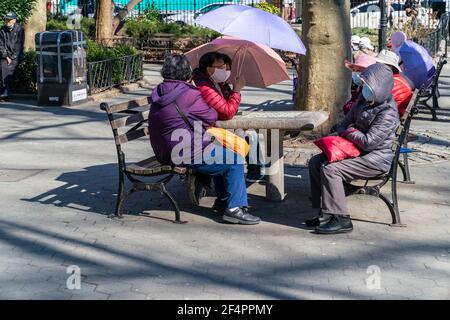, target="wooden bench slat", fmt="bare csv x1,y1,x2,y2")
125,156,187,175
102,96,151,114
111,110,150,129
115,127,149,145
